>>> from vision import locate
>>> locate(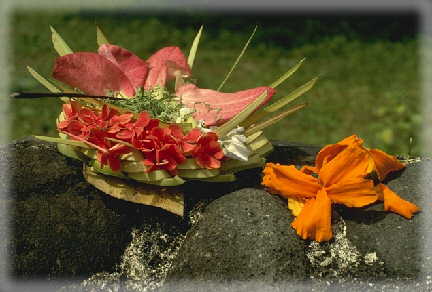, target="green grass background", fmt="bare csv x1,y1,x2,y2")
10,11,421,156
